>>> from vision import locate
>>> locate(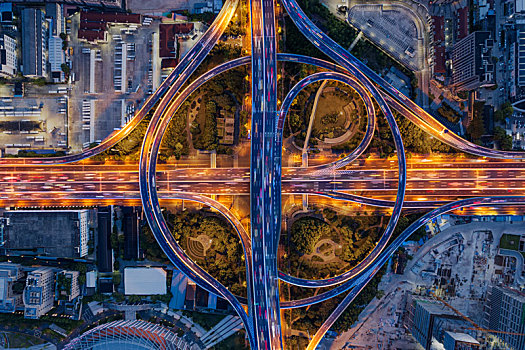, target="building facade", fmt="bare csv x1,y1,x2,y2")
23,267,55,319
485,285,525,350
